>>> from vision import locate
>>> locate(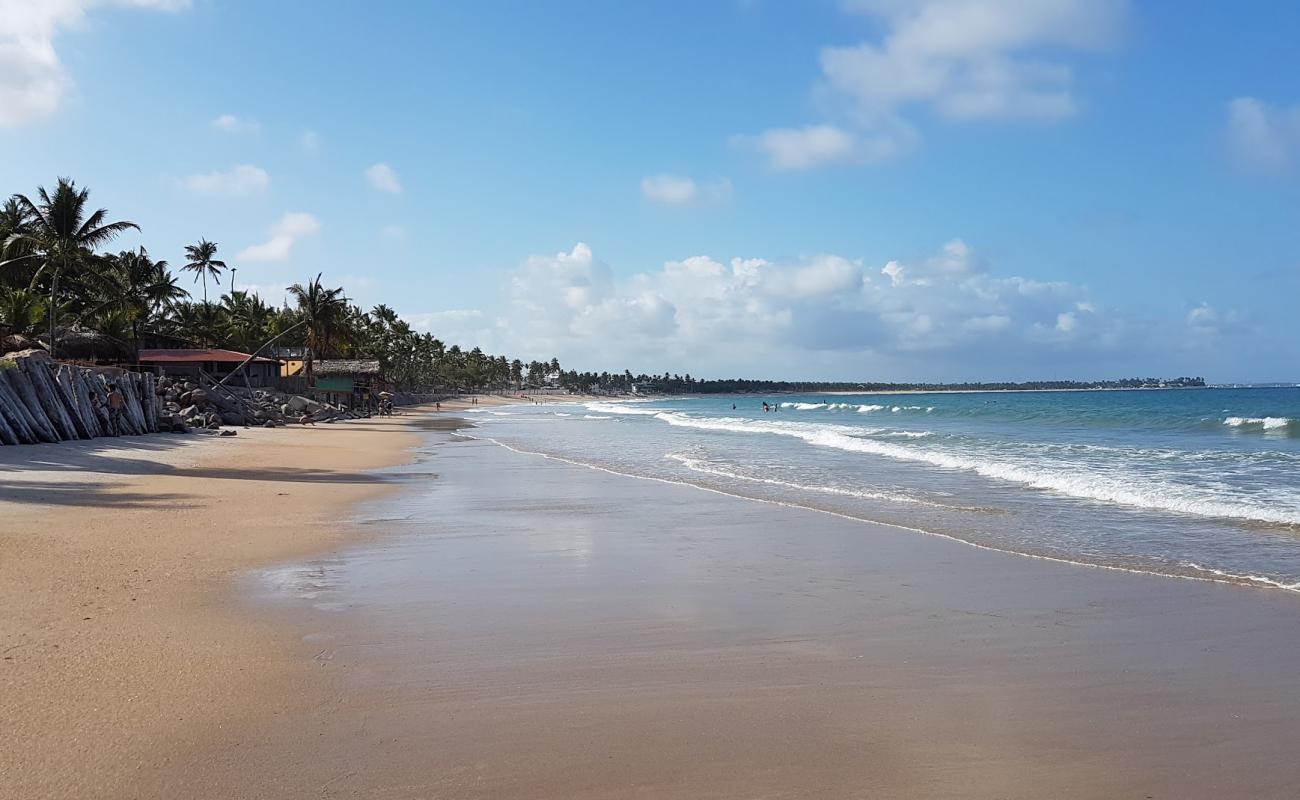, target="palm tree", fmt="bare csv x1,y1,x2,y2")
181,239,227,306
90,248,189,358
285,273,349,385
220,290,273,353
0,287,46,337
1,178,138,358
